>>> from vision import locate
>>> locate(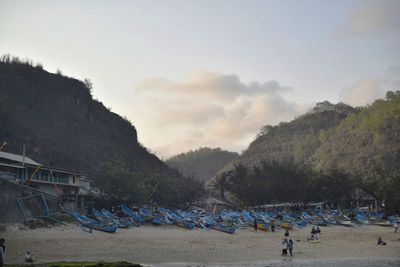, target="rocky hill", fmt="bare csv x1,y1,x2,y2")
166,147,238,183
0,56,201,205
